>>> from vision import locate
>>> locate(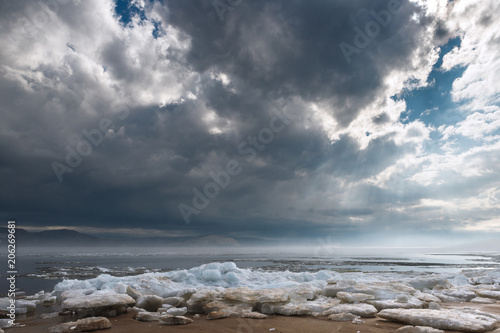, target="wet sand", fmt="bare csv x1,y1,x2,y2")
10,312,406,333
11,302,500,333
